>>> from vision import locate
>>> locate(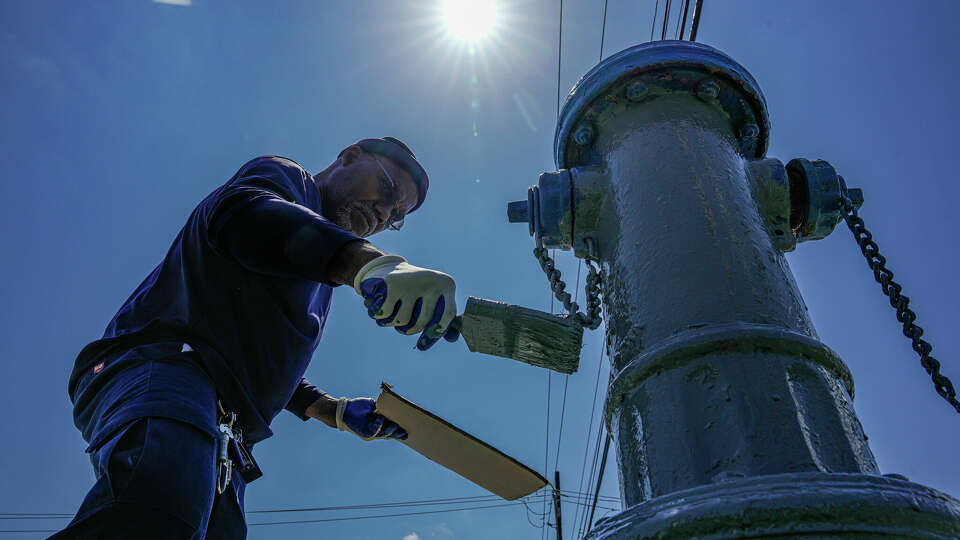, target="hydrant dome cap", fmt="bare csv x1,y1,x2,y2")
554,40,770,169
